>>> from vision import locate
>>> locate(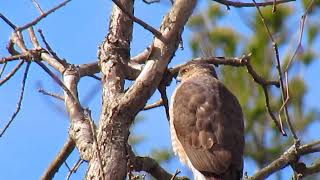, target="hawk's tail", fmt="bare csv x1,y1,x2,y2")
199,166,242,180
